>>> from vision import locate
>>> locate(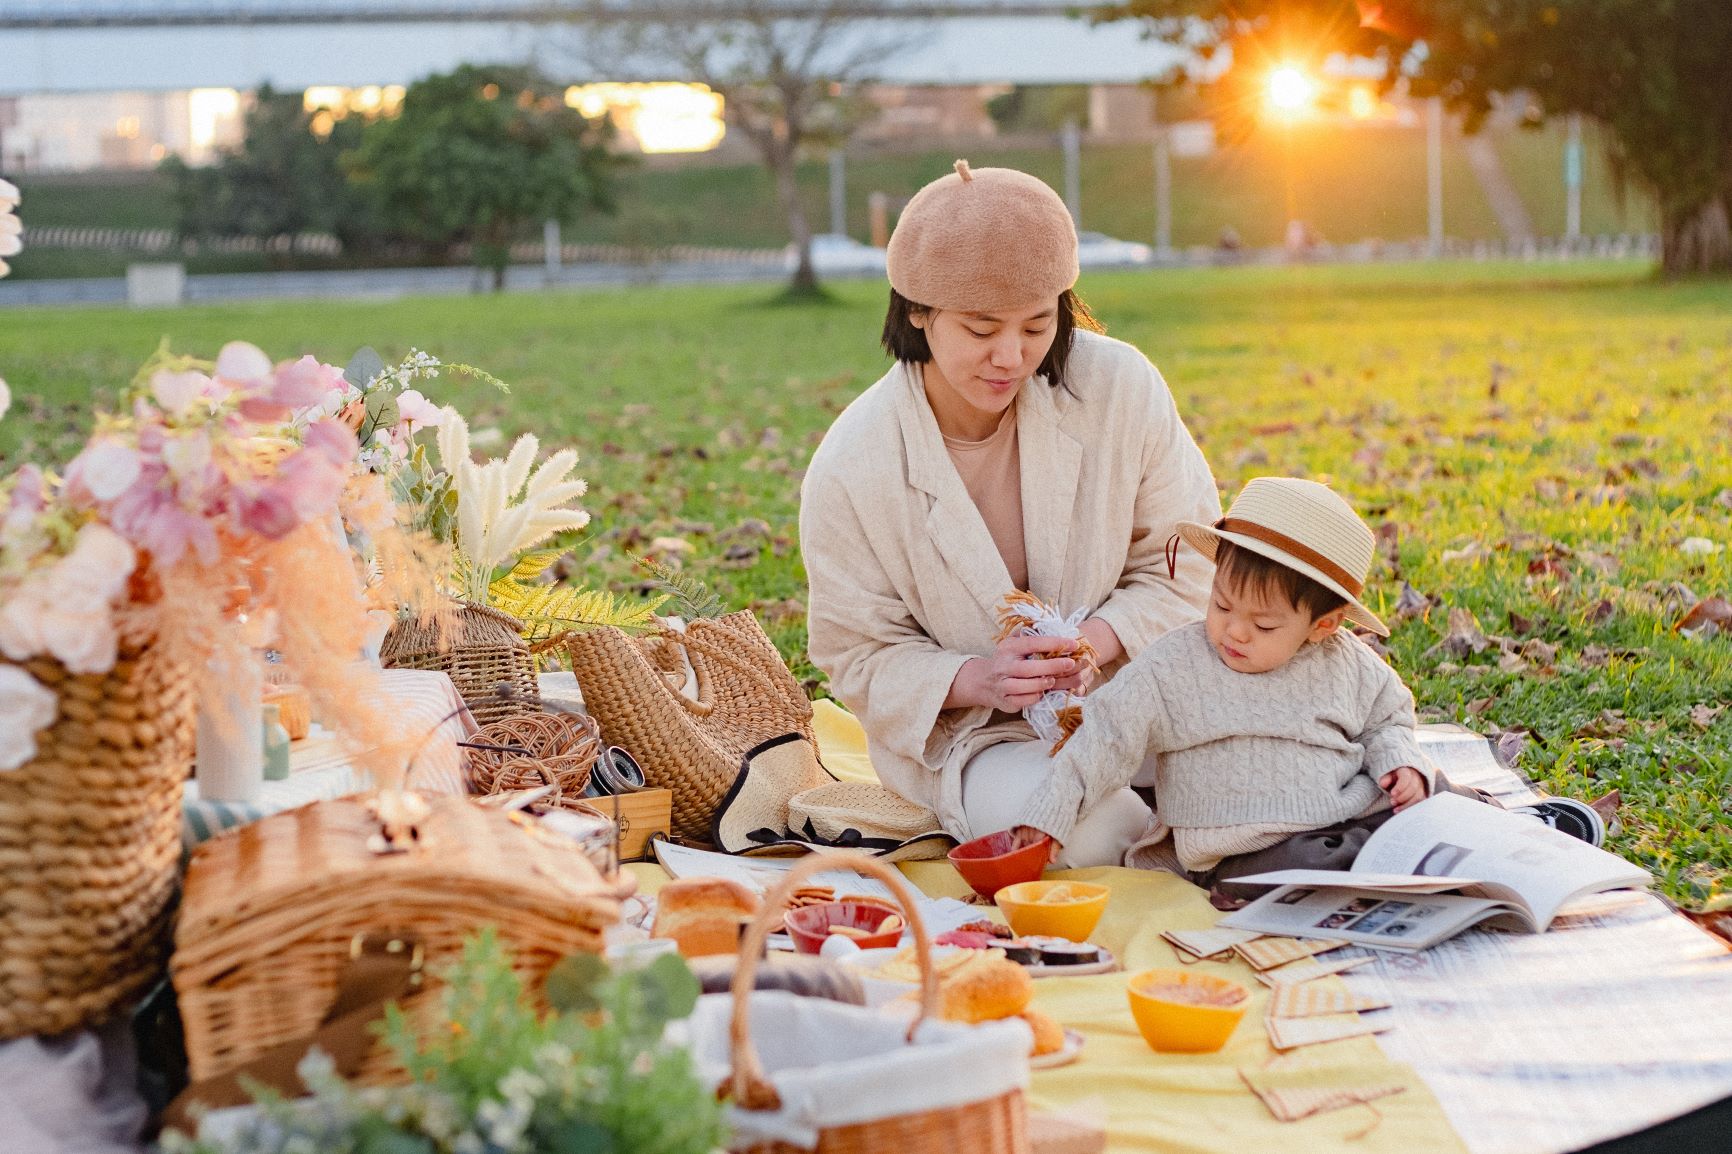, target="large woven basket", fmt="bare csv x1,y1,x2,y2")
380,601,540,727
721,852,1029,1154
0,642,196,1040
559,610,815,842
172,793,619,1085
